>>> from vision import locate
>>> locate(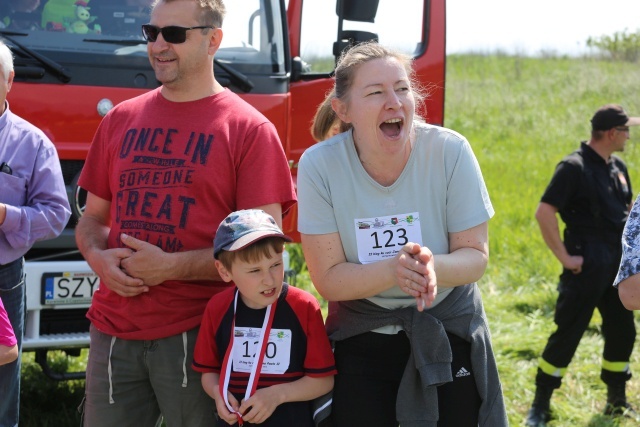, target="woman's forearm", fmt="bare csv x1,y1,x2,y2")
308,256,398,301
433,247,488,288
